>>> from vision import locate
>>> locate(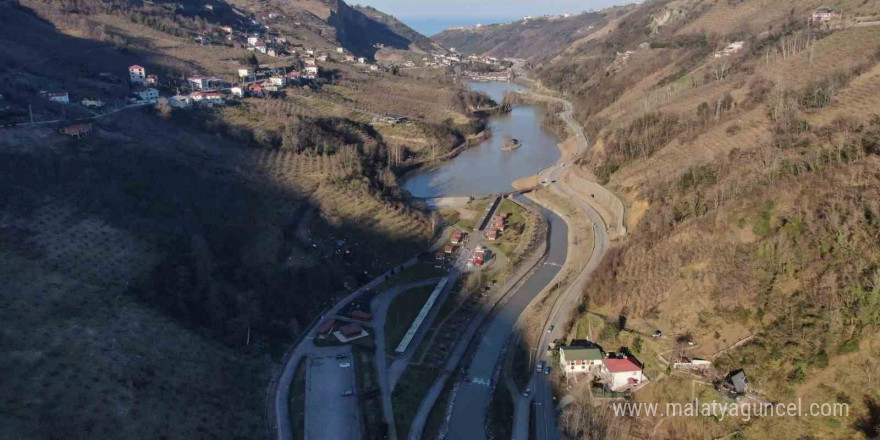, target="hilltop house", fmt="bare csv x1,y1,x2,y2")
247,36,260,46
812,7,837,22
599,356,644,391
560,346,604,373
269,75,287,86
718,369,749,397
358,57,366,64
129,64,146,83
336,47,345,53
230,86,244,98
304,65,319,77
